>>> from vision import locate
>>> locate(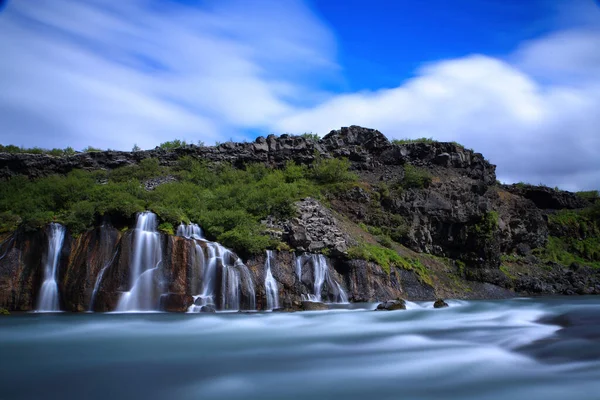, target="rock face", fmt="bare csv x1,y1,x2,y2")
1,125,597,308
264,198,356,256
1,222,434,312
